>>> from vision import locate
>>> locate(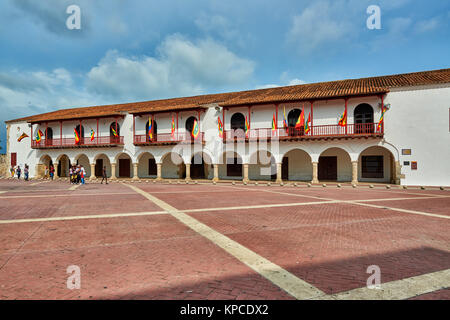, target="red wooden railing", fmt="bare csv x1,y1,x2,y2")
223,123,382,141
134,132,205,144
31,136,124,148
